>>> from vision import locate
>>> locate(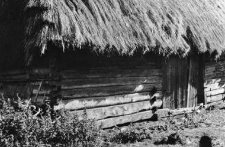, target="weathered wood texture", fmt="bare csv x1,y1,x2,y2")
55,93,151,110
53,52,164,128
187,52,205,107
0,49,165,128
73,100,151,120
96,105,204,128
205,58,225,103
0,44,61,105
162,56,188,109
0,68,60,106
59,52,163,107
